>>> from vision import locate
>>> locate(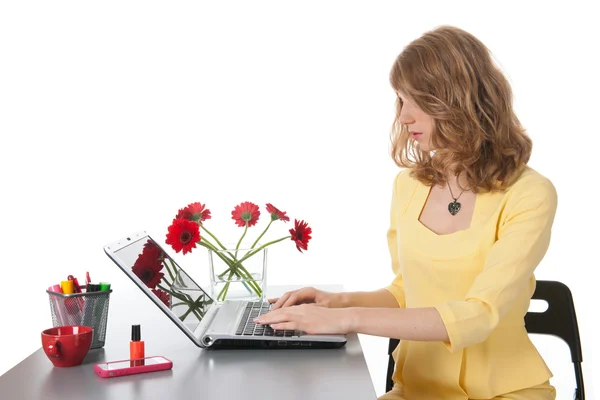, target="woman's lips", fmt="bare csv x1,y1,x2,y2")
411,132,423,138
